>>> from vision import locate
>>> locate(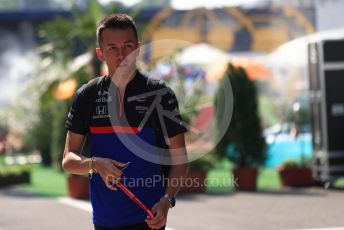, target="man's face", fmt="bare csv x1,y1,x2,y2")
96,28,140,77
